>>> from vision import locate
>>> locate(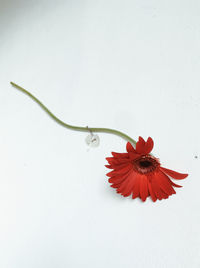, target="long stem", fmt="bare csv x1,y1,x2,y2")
10,82,136,145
